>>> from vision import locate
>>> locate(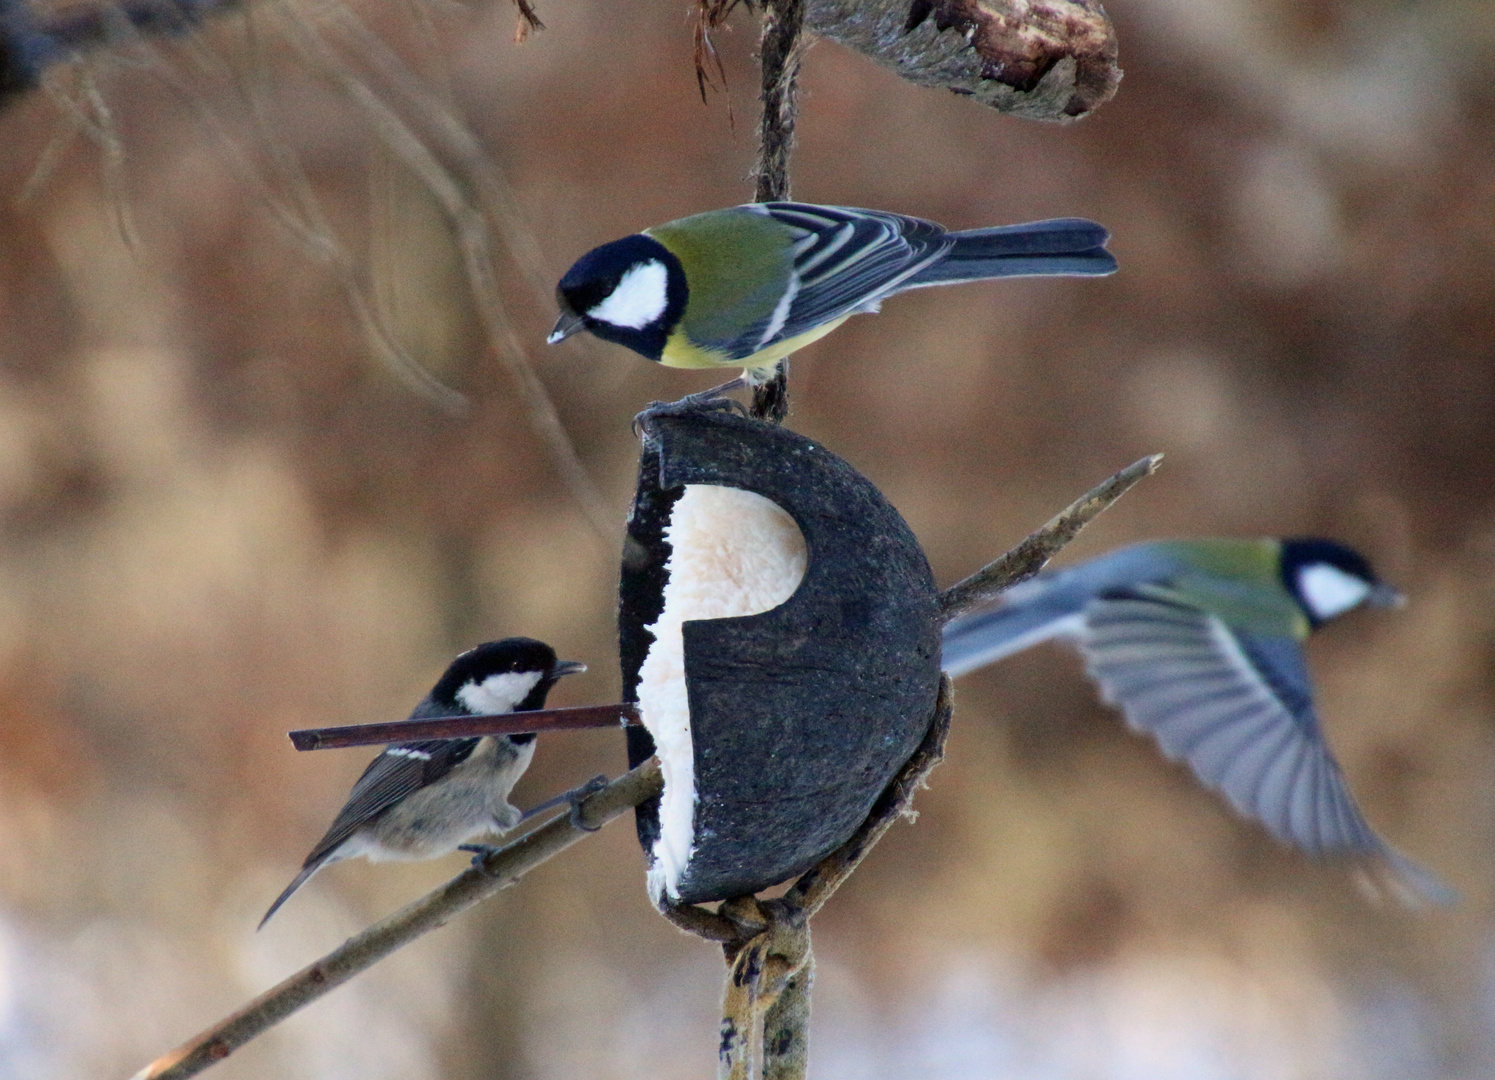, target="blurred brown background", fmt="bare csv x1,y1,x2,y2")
0,0,1492,1076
